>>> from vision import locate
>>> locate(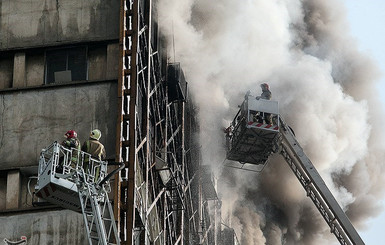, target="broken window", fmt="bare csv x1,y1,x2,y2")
45,47,88,84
